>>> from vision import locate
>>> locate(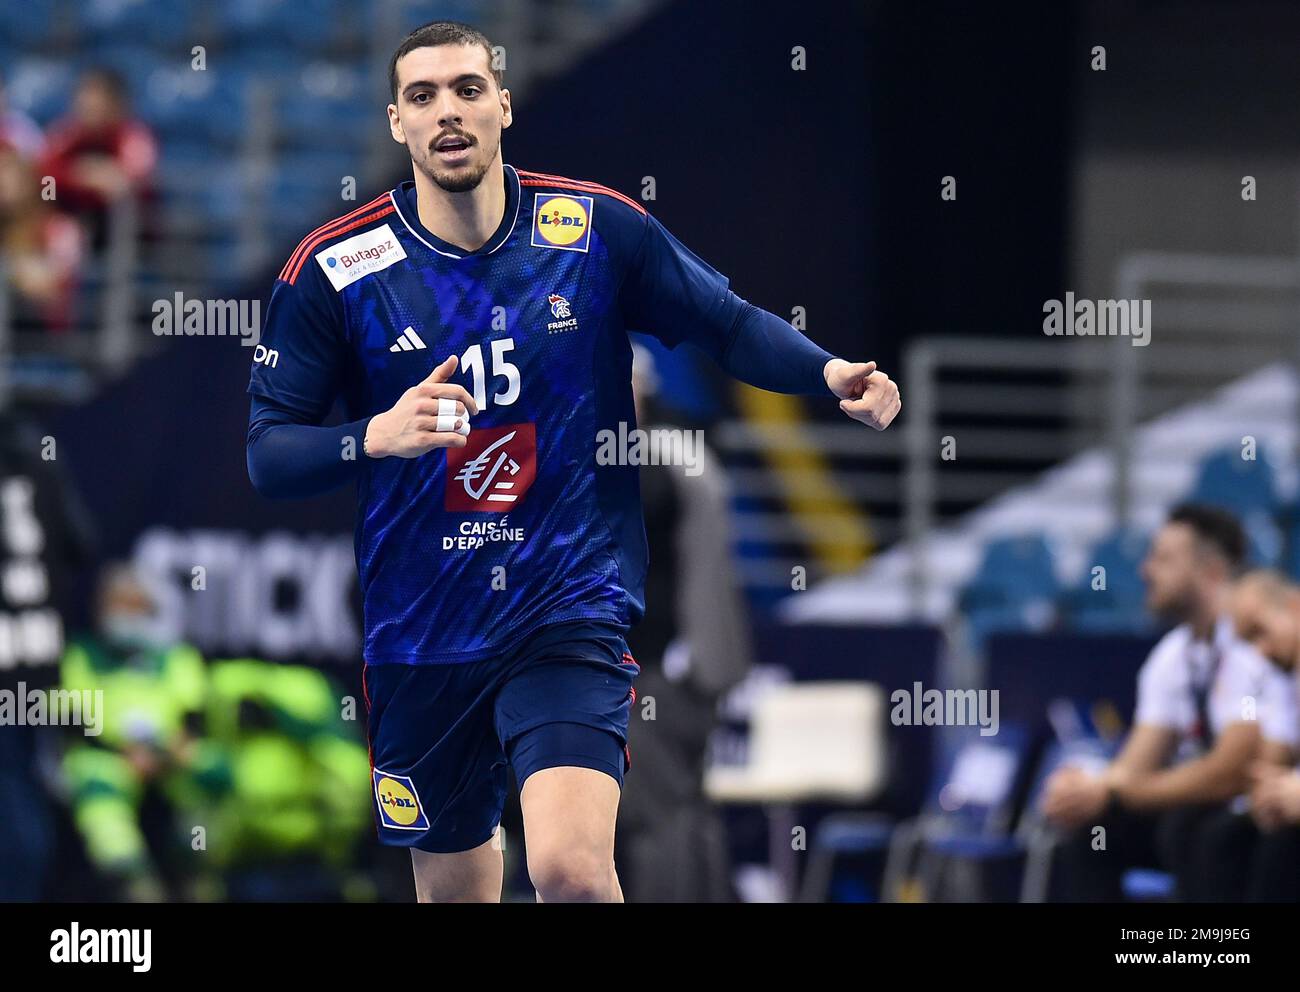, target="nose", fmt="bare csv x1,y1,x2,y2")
435,92,463,129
